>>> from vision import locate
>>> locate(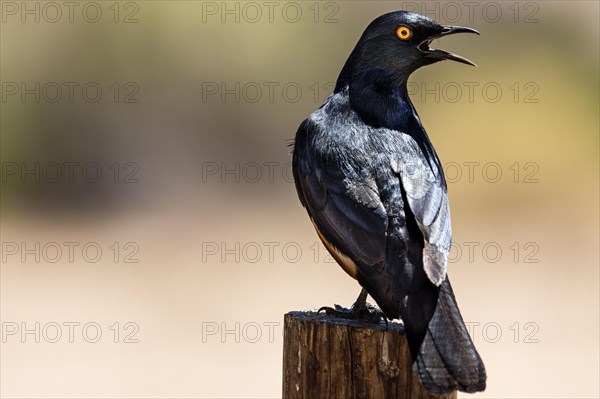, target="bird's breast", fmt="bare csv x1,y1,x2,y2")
311,219,359,280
